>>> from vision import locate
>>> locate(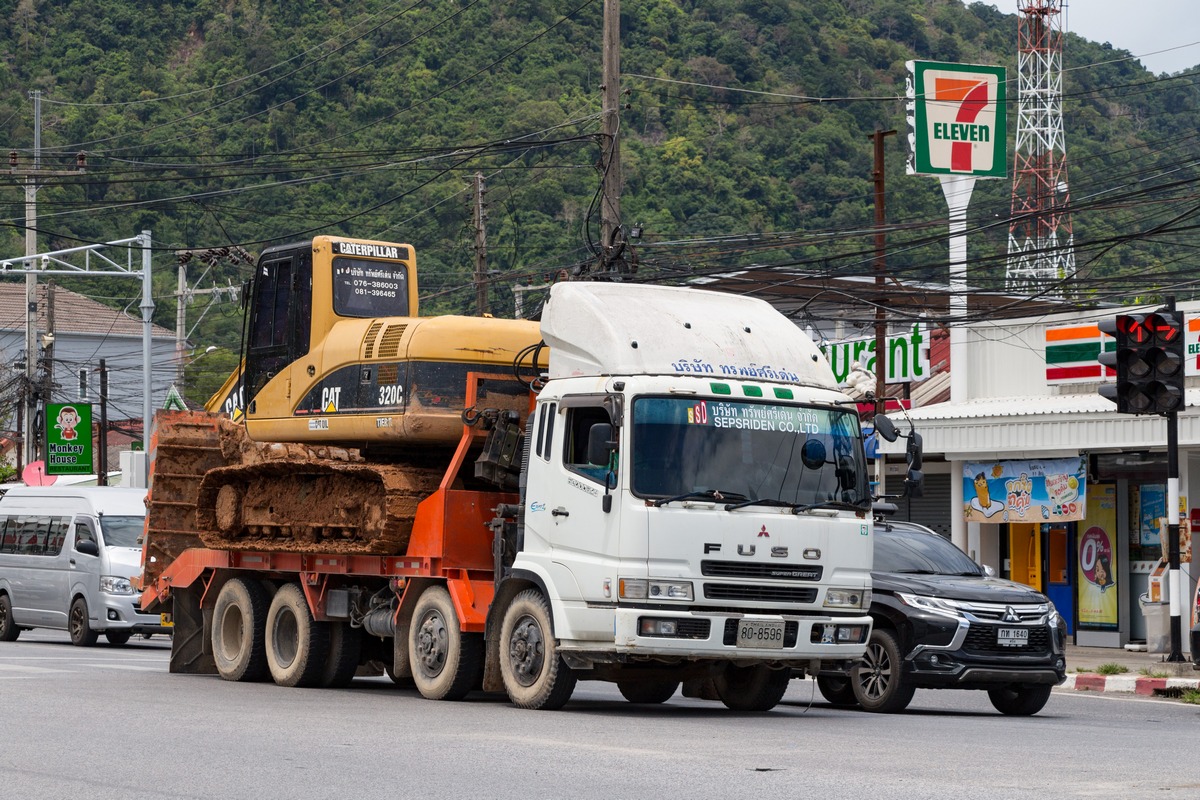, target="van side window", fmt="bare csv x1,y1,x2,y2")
16,516,50,555
74,519,97,551
0,516,14,554
45,517,70,556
